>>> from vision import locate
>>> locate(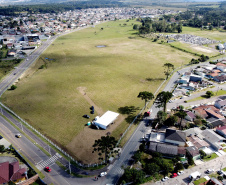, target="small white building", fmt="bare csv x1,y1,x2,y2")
93,111,119,129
